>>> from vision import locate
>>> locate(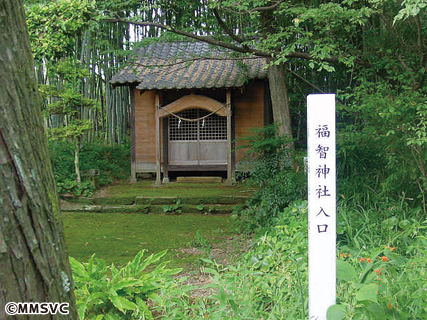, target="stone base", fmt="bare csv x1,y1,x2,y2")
176,176,222,183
